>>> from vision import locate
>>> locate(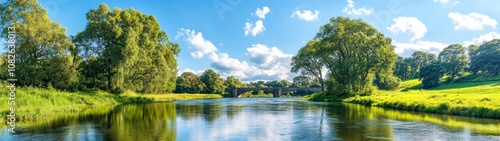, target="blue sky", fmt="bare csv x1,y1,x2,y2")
2,0,500,82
